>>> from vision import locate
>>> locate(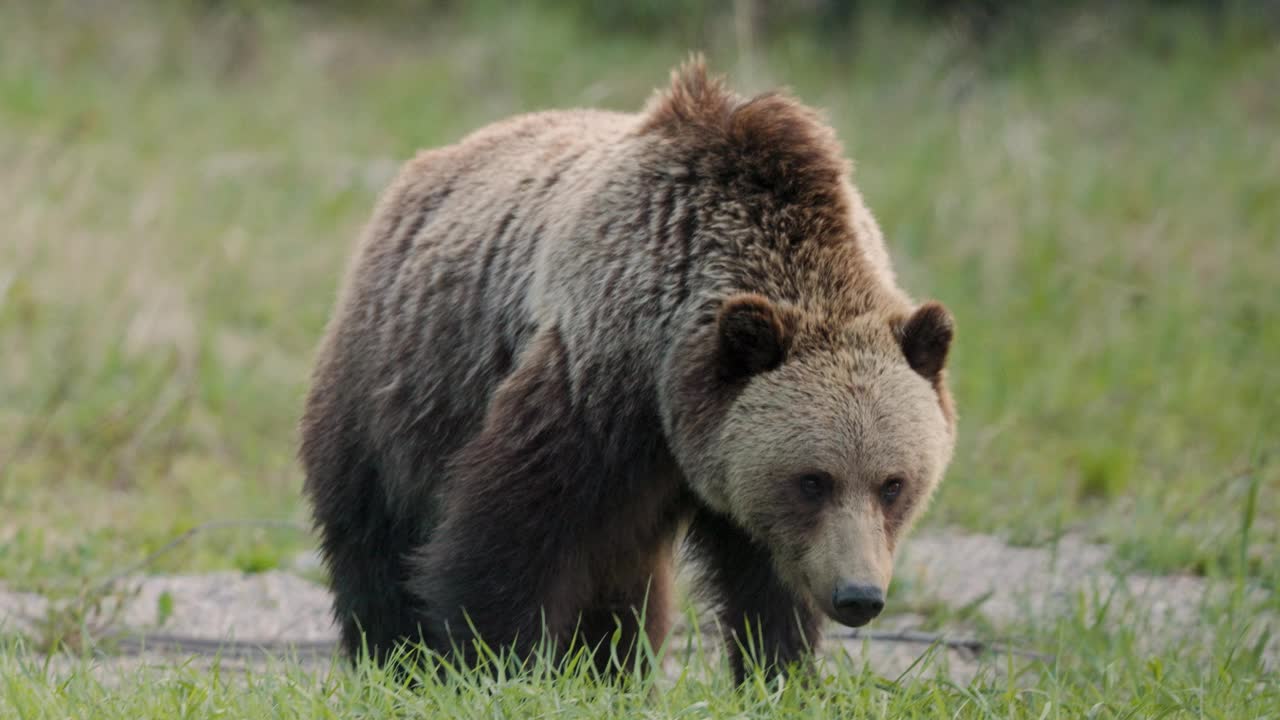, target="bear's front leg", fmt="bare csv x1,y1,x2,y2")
407,326,674,671
574,539,678,677
686,507,825,685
